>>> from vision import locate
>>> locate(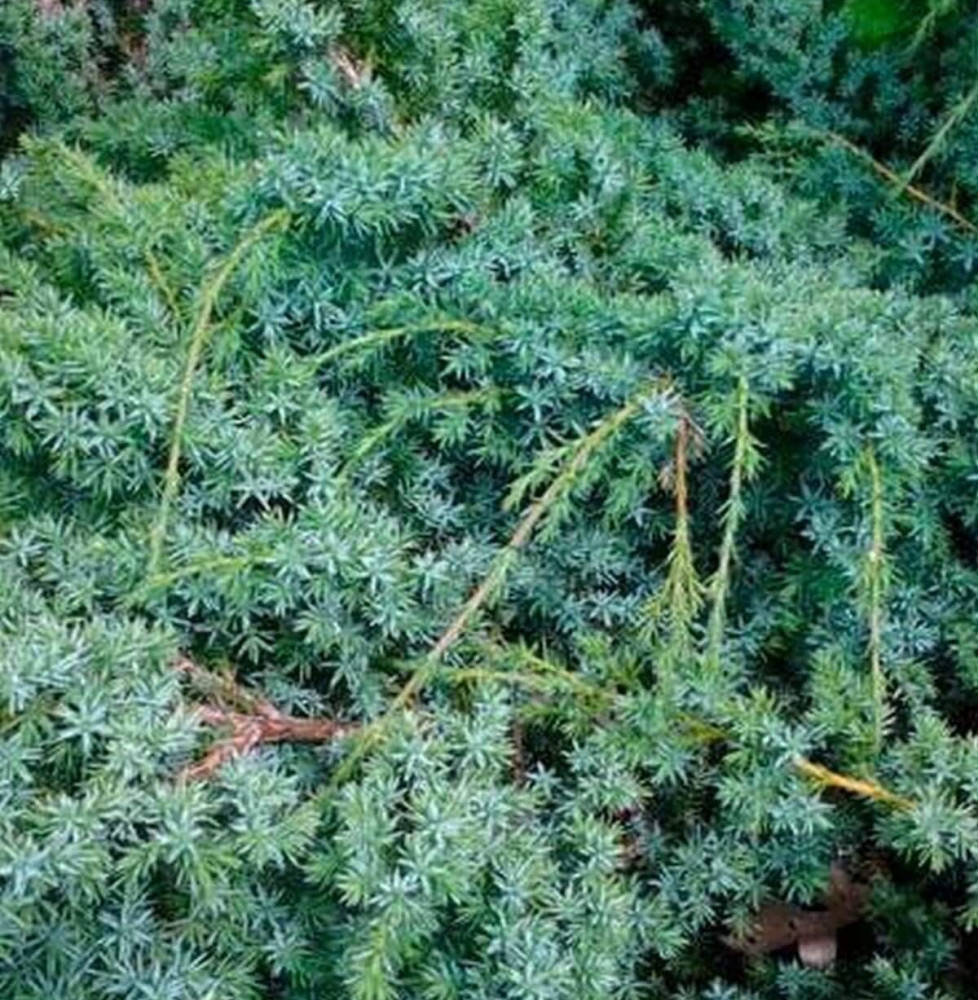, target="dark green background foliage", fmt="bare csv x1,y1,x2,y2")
3,1,978,998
